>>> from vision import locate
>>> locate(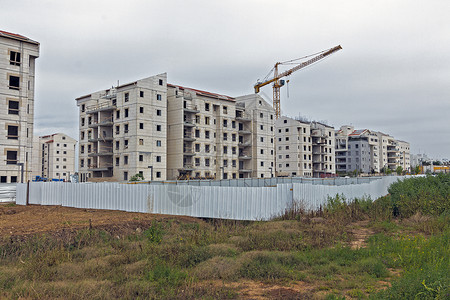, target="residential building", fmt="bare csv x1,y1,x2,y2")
275,116,335,178
76,74,276,181
166,88,275,180
335,125,410,174
76,74,168,182
34,133,77,181
0,30,39,183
